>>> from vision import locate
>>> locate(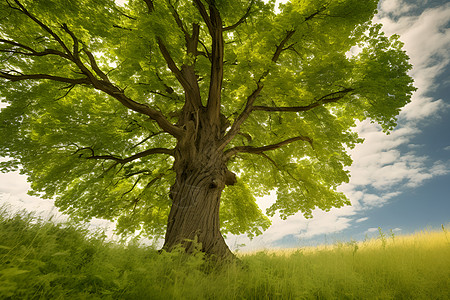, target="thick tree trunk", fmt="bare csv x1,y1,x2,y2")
162,110,236,260
163,168,233,260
